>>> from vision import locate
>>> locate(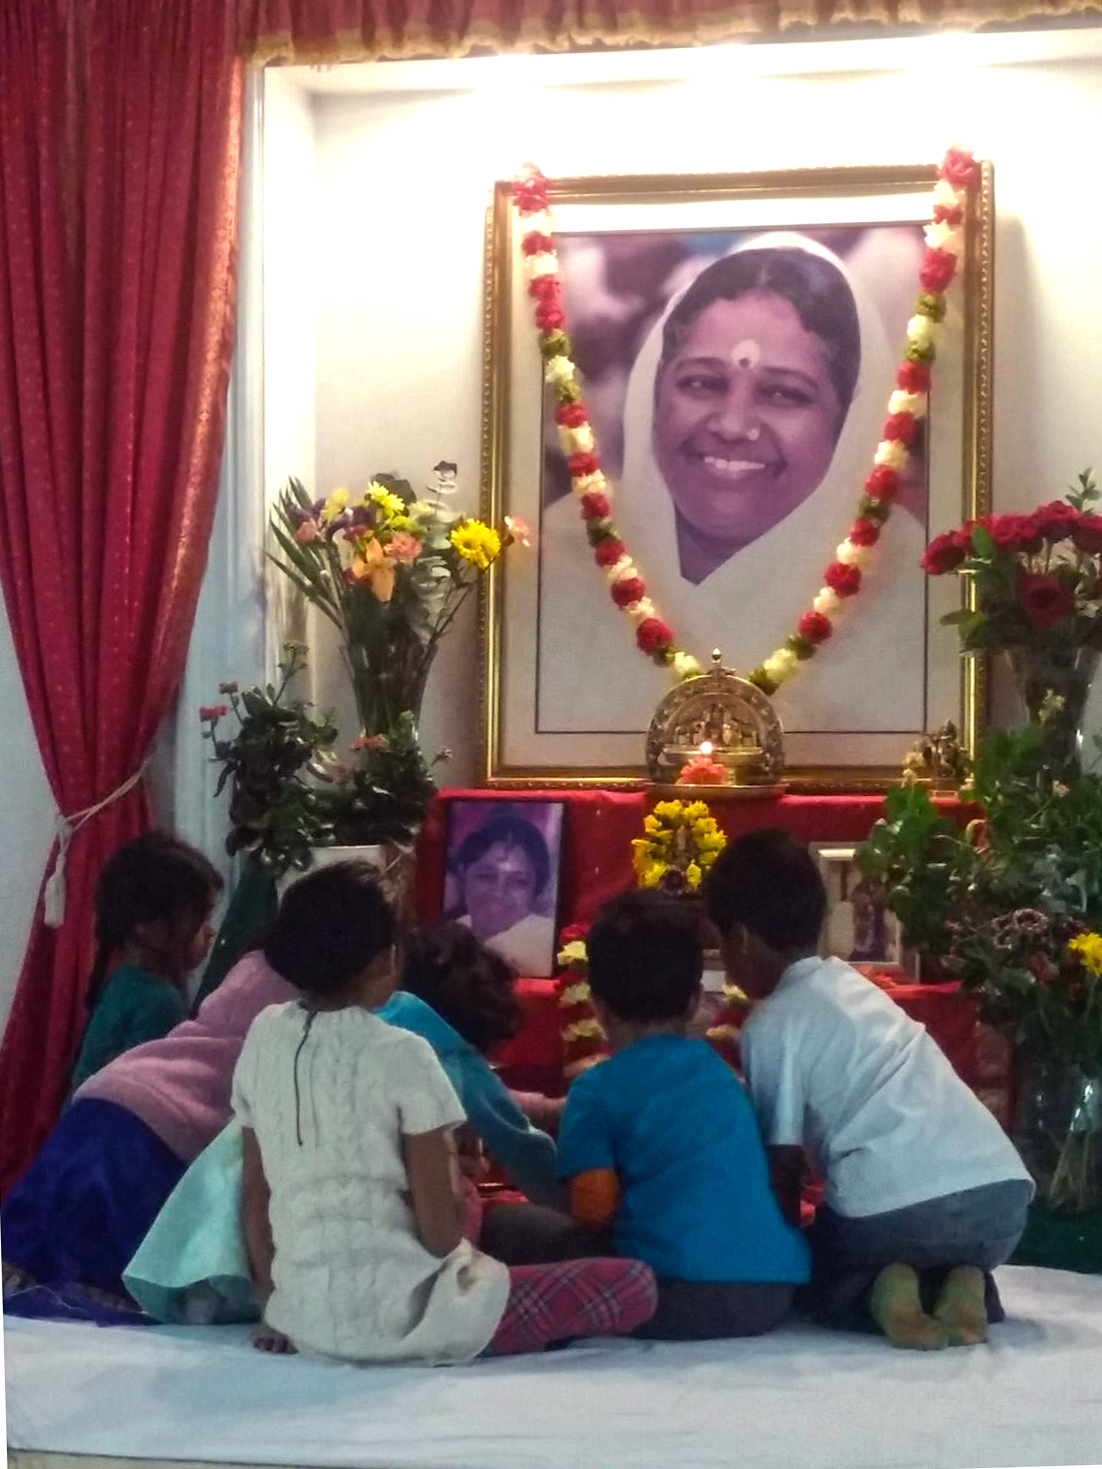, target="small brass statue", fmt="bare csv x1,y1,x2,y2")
902,720,970,789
